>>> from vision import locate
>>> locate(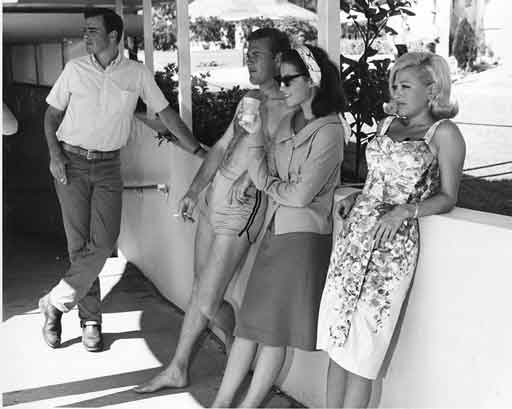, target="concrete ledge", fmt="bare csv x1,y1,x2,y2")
119,130,512,408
